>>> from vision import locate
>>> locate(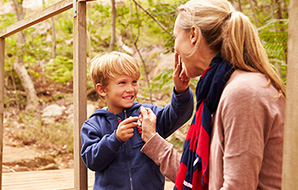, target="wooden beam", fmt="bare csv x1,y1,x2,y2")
0,0,73,38
0,38,5,190
282,0,298,189
73,1,87,190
